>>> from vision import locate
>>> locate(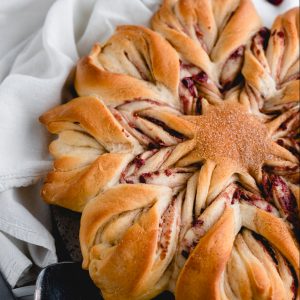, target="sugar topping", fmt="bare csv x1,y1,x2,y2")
186,102,276,175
